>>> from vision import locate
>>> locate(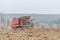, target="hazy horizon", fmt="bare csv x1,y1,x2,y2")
0,14,60,24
